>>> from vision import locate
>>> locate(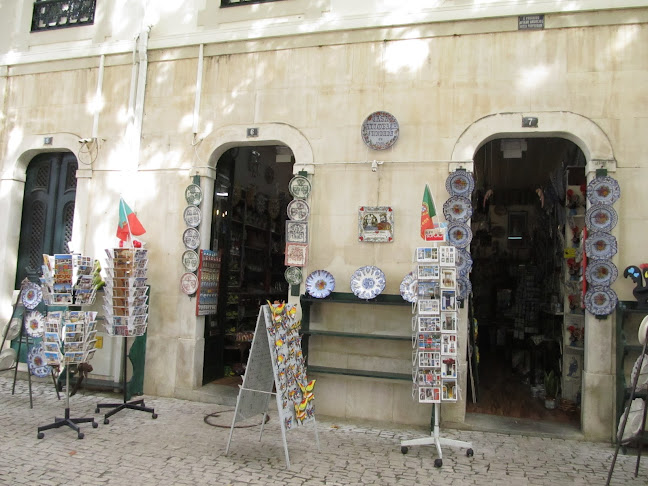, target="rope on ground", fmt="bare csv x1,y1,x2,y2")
203,409,270,428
